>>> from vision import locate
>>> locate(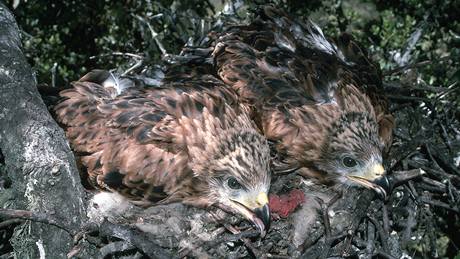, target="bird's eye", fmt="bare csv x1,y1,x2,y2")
342,157,358,168
227,177,242,190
